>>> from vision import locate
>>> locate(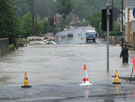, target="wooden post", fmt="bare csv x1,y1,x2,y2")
127,8,130,45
